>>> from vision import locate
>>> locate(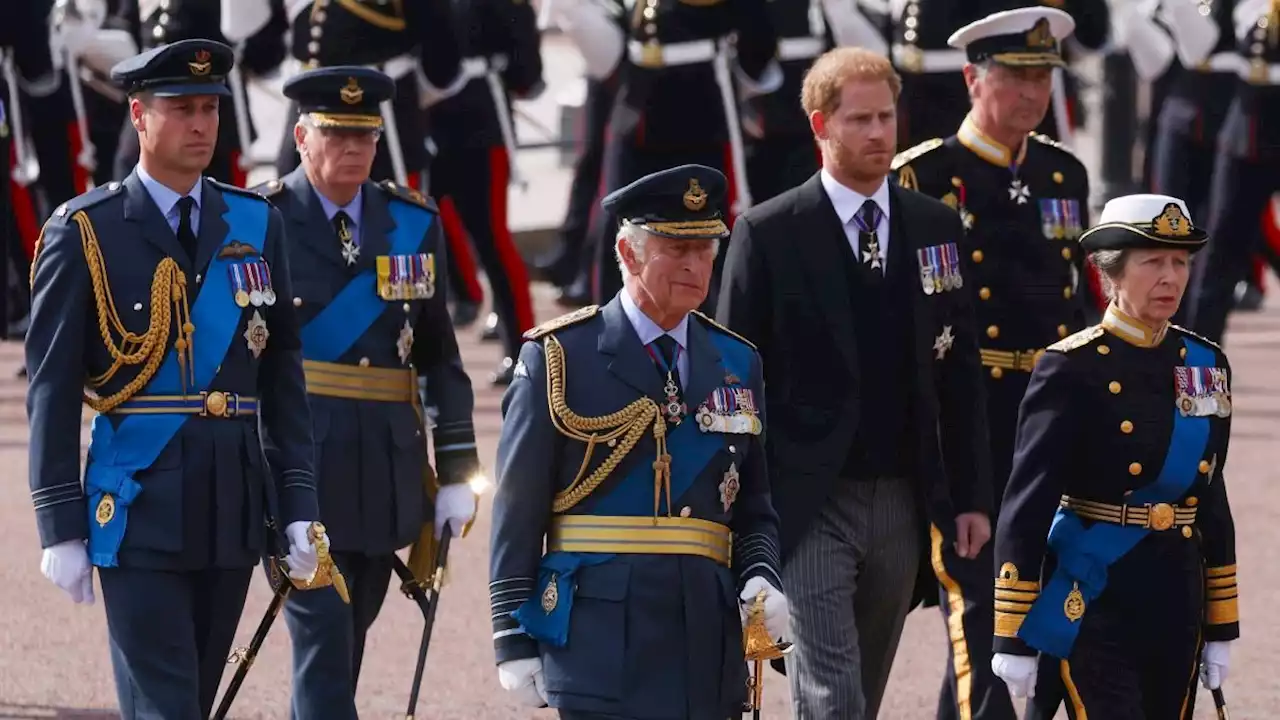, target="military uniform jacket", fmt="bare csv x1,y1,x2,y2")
992,316,1239,657
258,168,480,555
612,0,778,148
1219,0,1280,159
26,172,318,569
742,0,831,141
489,297,783,718
1152,0,1239,143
